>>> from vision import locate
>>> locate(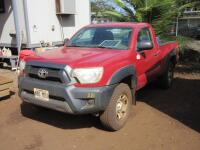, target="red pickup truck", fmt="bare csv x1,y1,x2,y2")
18,23,179,131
